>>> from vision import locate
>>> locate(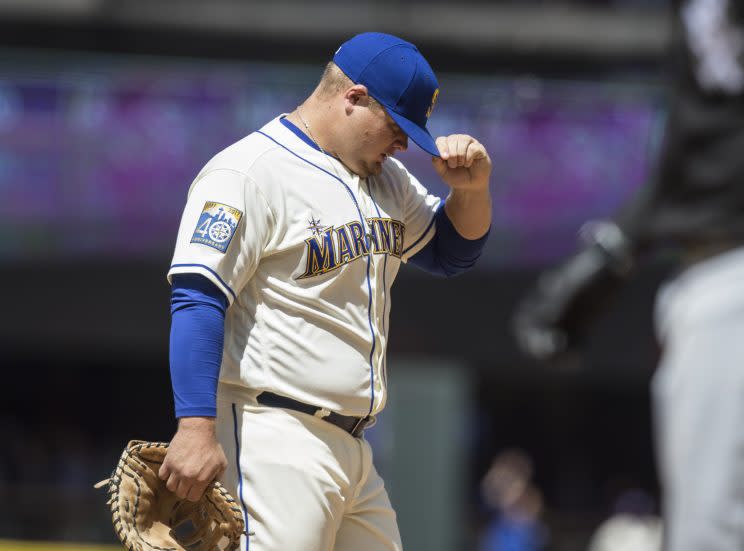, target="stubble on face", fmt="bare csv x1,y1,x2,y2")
358,107,407,178
334,97,407,178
